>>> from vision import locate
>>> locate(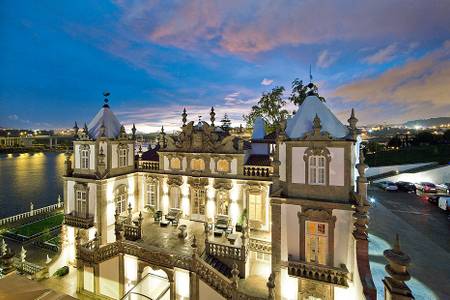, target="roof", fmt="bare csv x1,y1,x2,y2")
245,154,271,166
87,105,122,139
286,95,349,139
252,117,266,140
